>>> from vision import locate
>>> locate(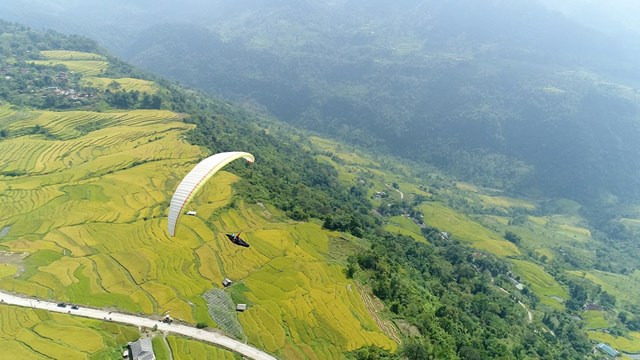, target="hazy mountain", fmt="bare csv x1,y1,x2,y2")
2,0,640,204
537,0,640,38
